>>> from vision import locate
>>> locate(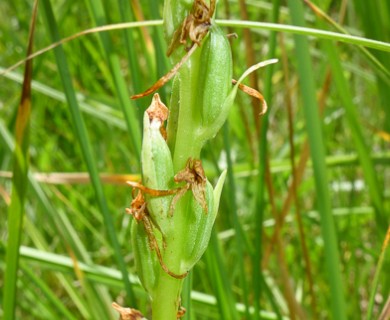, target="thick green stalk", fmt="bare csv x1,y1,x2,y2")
172,61,204,170
149,195,195,319
140,2,233,319
151,275,183,320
